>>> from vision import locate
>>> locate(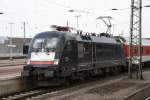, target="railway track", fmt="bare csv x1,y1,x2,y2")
124,84,150,100
0,74,116,100
1,67,150,100
0,87,61,100
0,73,126,100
